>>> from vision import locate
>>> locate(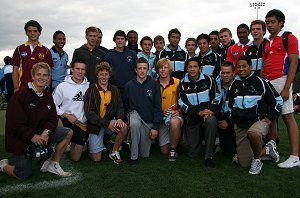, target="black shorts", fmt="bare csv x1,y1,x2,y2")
61,118,87,146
